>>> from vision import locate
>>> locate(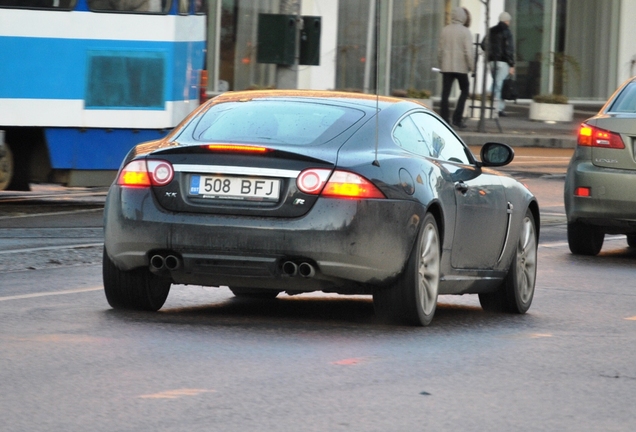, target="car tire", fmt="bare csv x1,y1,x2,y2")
103,248,171,311
567,222,604,256
229,287,279,299
627,234,636,248
373,213,440,326
479,208,537,314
